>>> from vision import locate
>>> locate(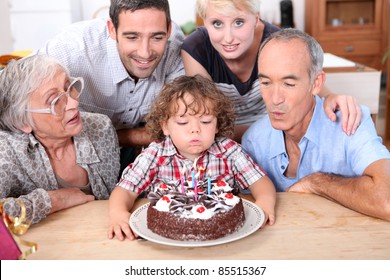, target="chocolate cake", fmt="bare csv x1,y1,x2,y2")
146,180,245,241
